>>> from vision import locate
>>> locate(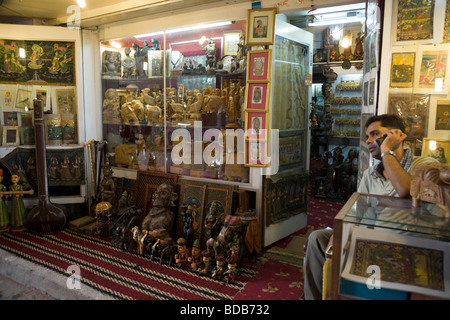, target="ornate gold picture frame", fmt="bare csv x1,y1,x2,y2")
246,8,277,45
